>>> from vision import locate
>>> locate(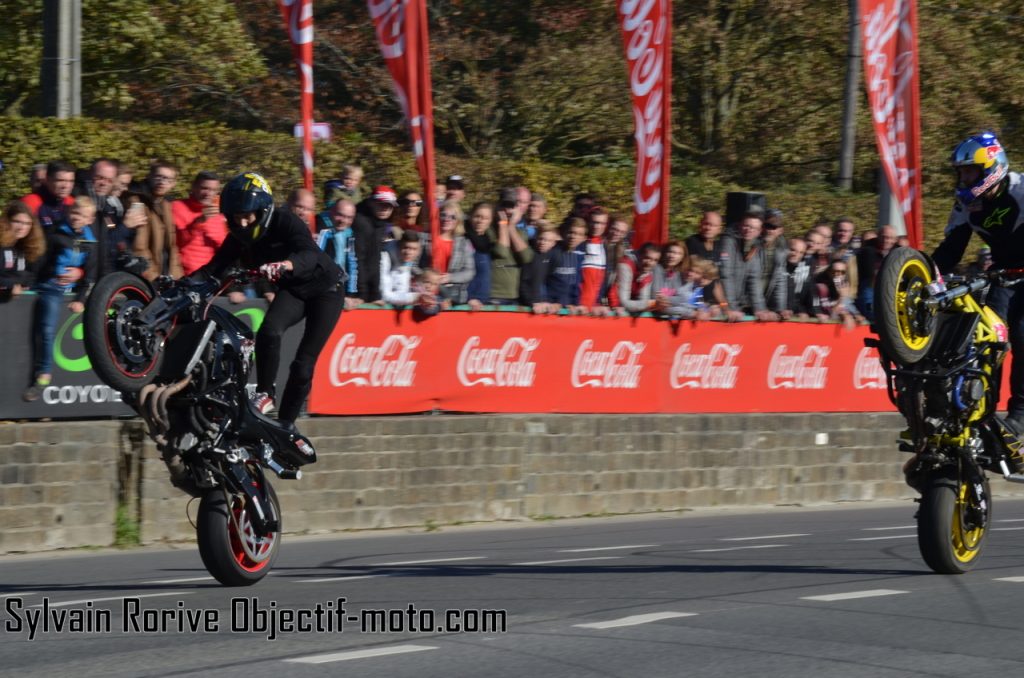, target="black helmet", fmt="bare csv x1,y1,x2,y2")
221,172,275,242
